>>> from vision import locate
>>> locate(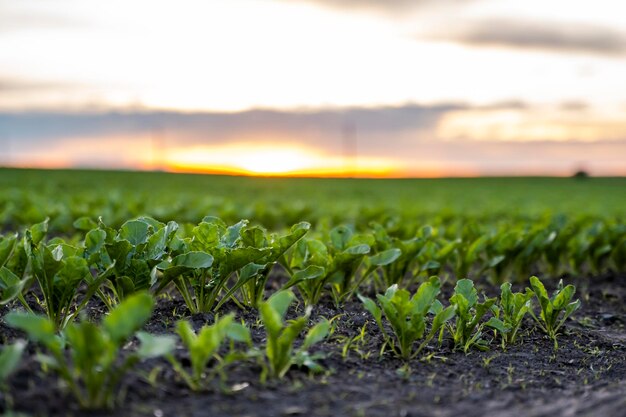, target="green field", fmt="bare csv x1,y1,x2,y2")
2,168,625,232
1,168,625,415
1,167,624,286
